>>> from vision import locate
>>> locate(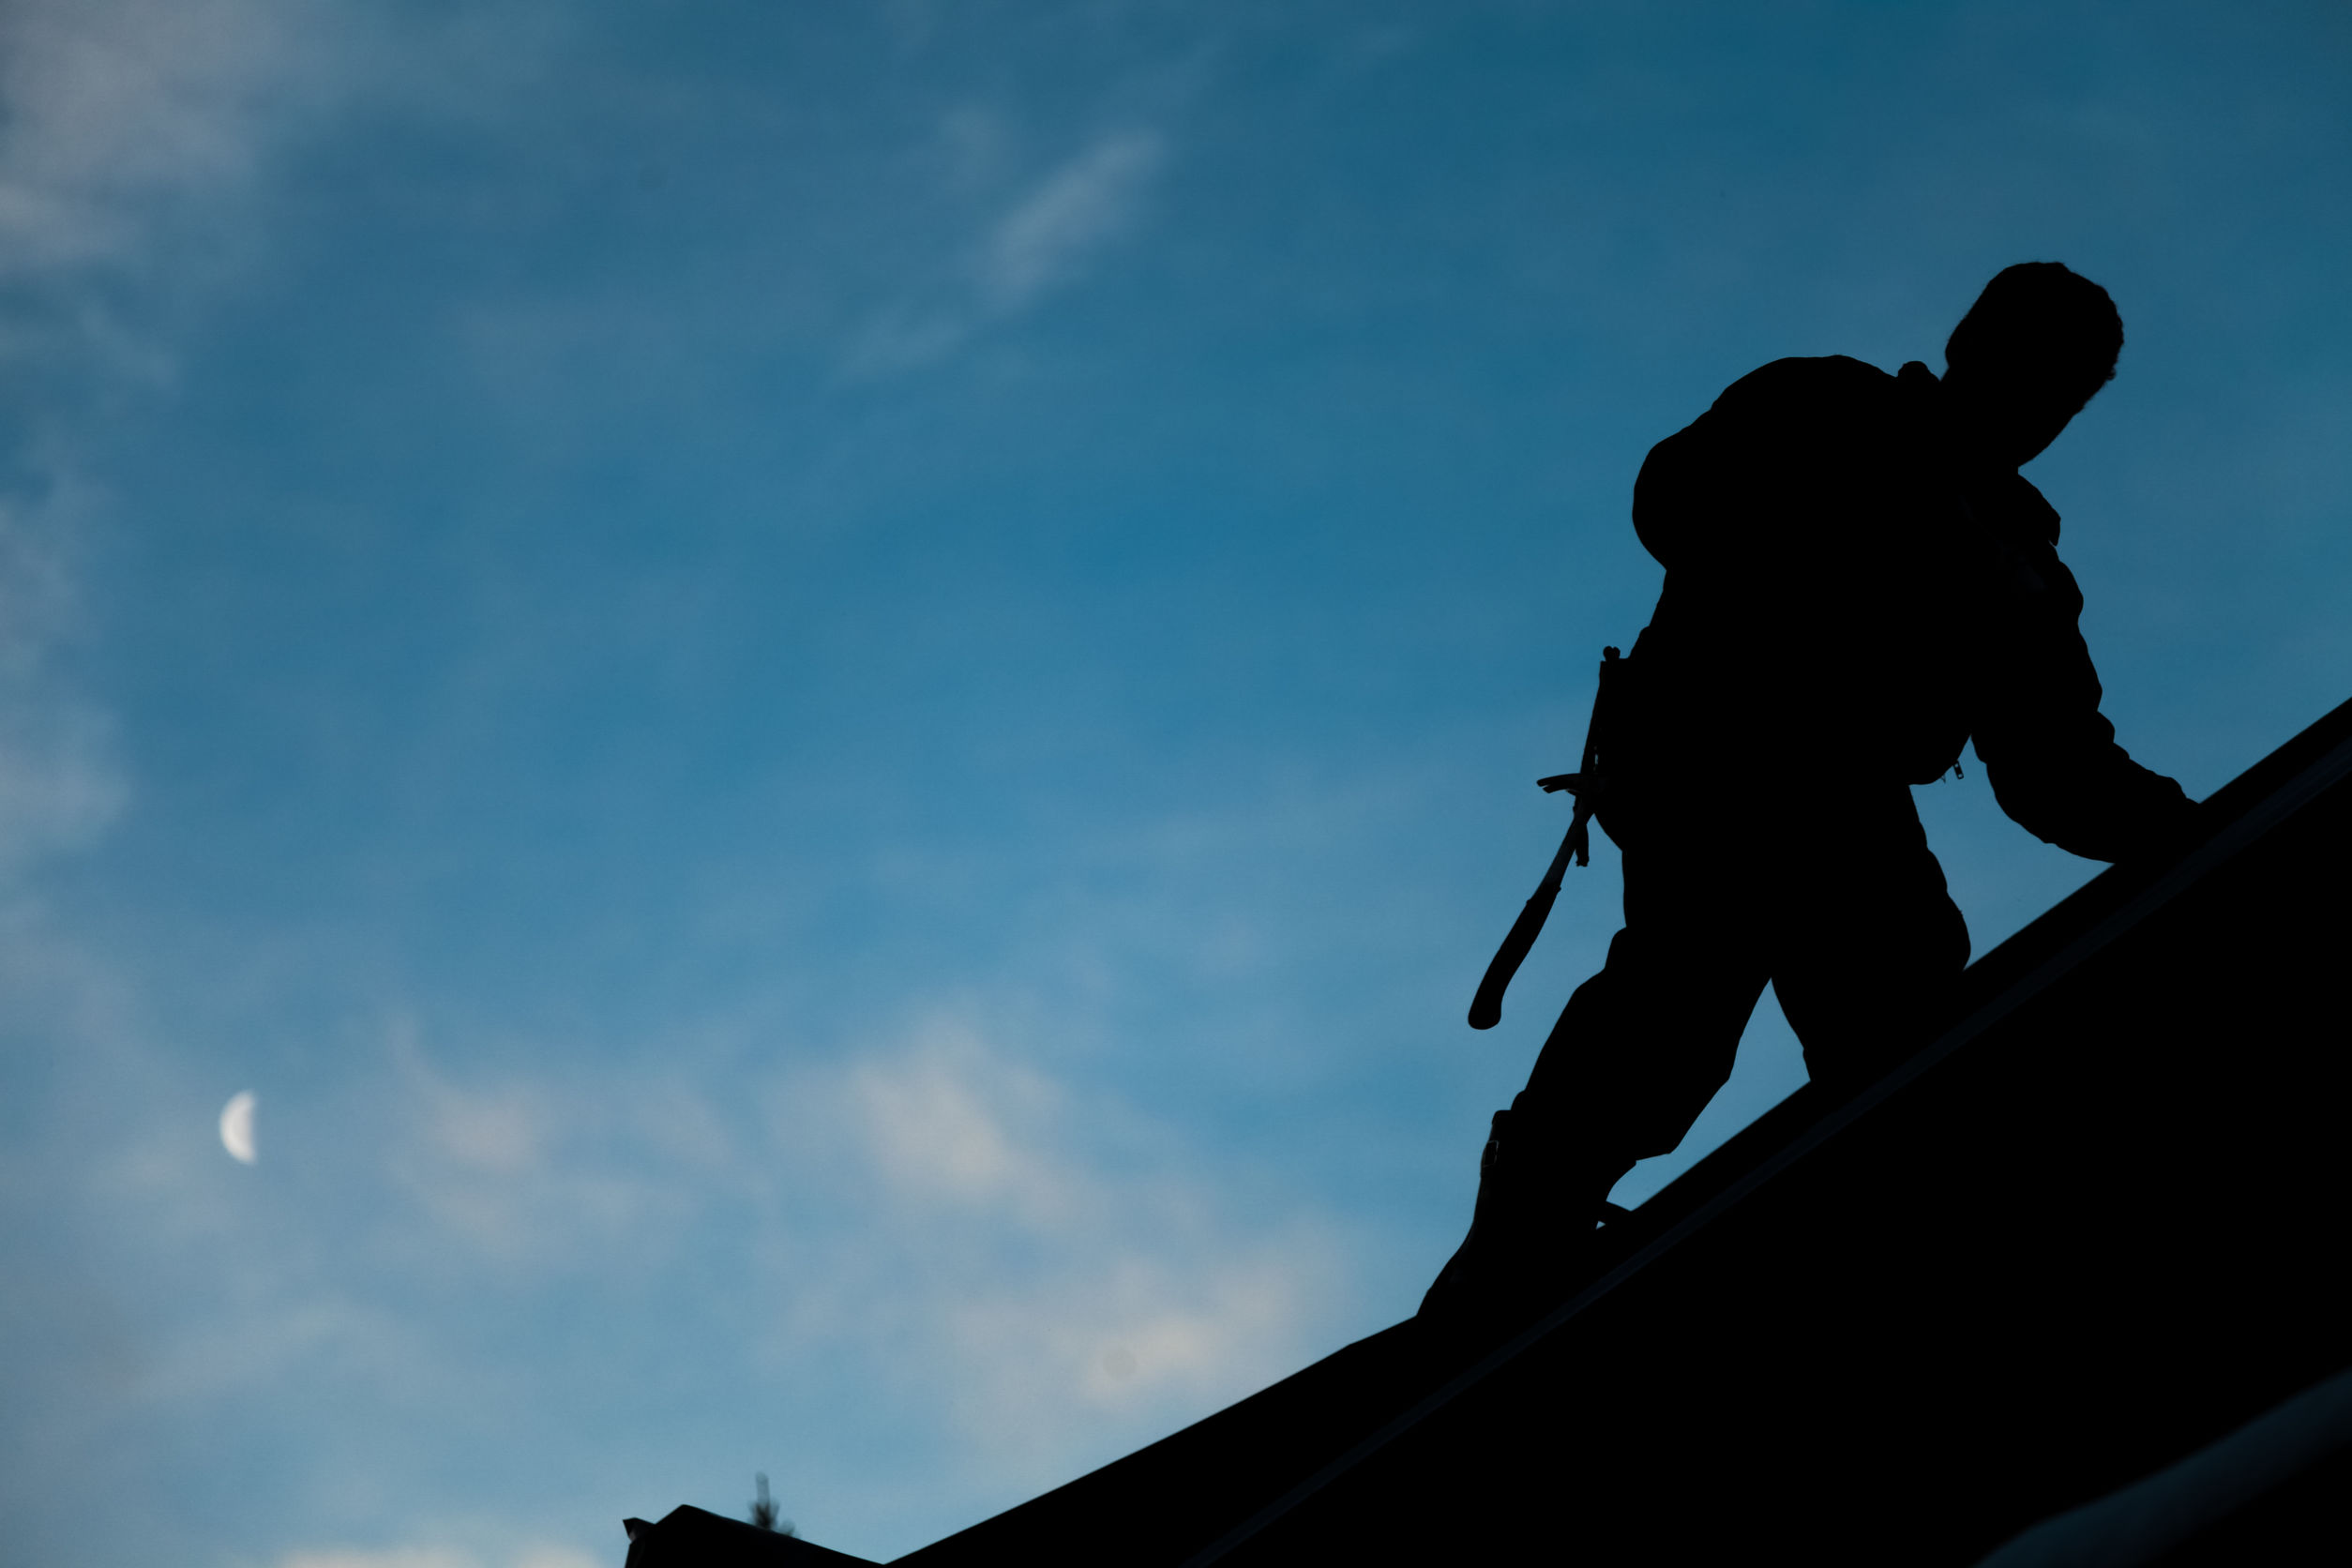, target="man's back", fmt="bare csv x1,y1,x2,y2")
1621,354,2189,858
